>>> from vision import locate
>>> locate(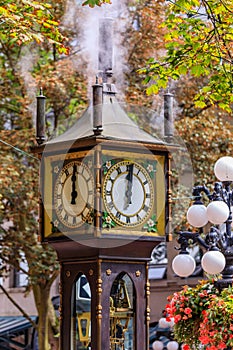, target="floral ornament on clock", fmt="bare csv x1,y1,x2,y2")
102,211,116,229
144,160,157,179
102,158,115,175
143,214,158,232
